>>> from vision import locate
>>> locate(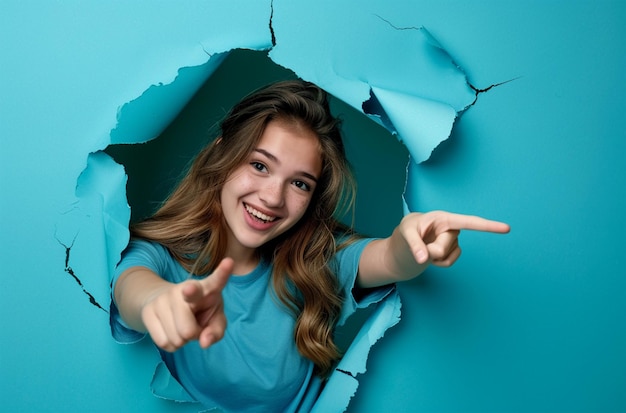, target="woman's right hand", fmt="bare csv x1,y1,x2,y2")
140,258,233,352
